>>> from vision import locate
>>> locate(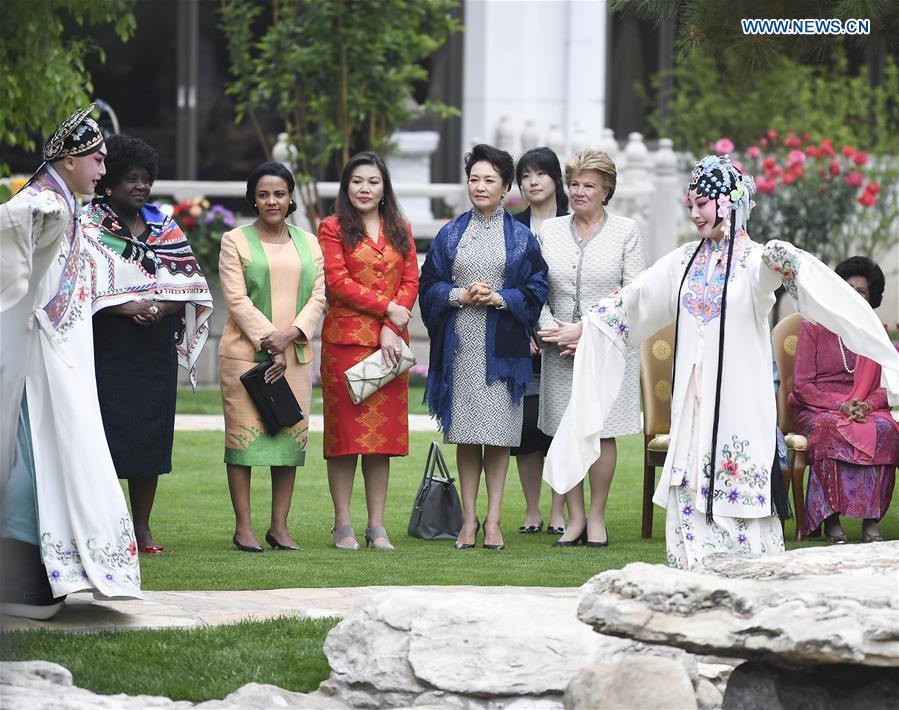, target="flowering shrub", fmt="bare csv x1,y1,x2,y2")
161,198,235,284
716,132,891,266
